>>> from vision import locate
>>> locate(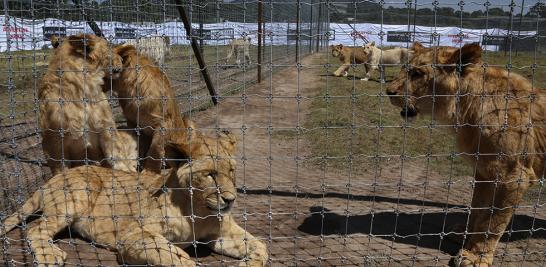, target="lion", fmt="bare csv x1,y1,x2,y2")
361,41,413,81
1,127,268,266
103,43,184,173
39,34,138,175
225,37,252,67
124,36,170,65
330,44,368,78
386,42,545,266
